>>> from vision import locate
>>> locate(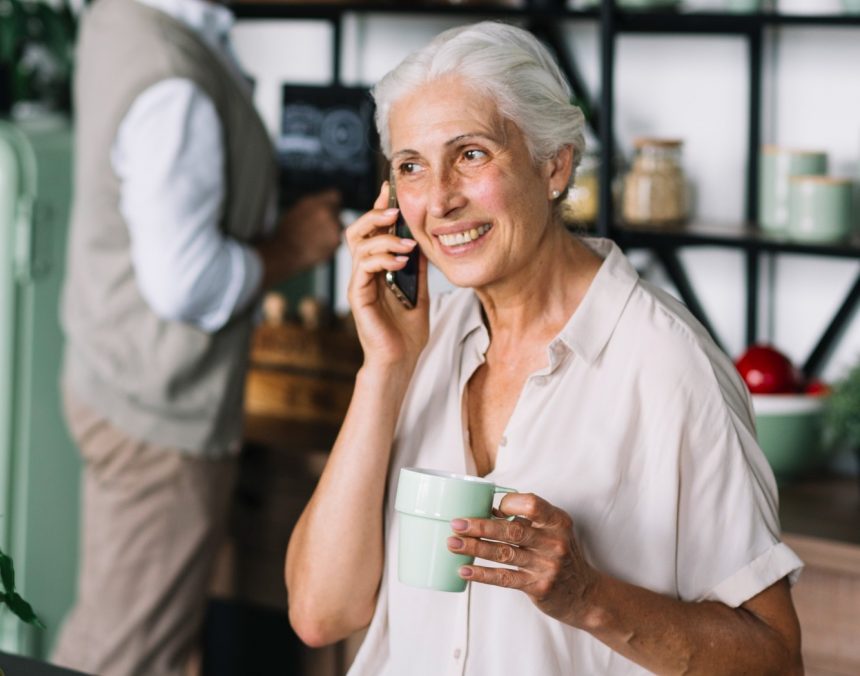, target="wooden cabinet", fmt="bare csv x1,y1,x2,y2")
209,319,362,674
